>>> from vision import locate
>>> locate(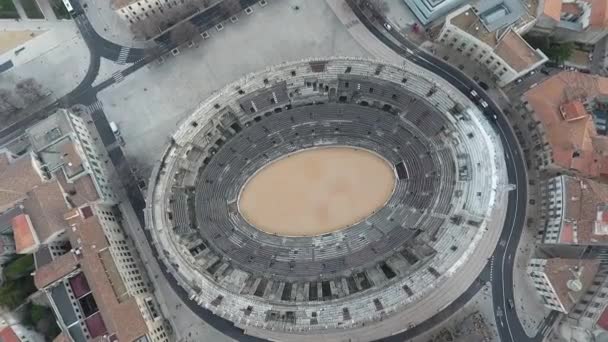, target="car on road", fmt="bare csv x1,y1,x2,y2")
469,89,479,99
383,23,392,31
479,100,488,109
508,299,515,309
109,121,120,136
